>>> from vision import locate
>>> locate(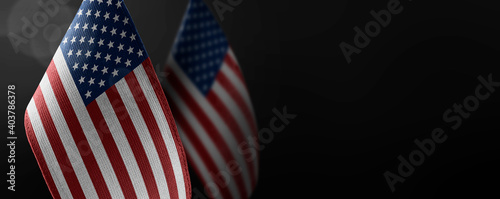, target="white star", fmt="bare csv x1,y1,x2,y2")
67,49,73,57
85,9,92,17
70,36,76,44
88,37,95,45
74,23,80,30
62,37,68,44
112,69,119,77
127,46,134,54
107,41,114,49
104,54,112,62
88,77,95,86
114,56,121,64
120,30,127,38
101,25,107,33
92,65,99,72
91,24,98,31
89,0,94,3
85,50,92,58
122,17,129,25
94,10,101,18
72,63,79,70
104,12,110,20
117,43,124,51
85,90,92,99
130,33,136,41
113,14,120,23
110,28,117,36
102,67,109,74
79,36,85,44
76,49,82,57
98,39,105,47
82,23,89,31
78,76,85,84
106,0,112,6
125,59,131,67
82,63,88,71
95,52,102,60
98,79,106,87
77,9,83,17
137,49,143,57
97,0,103,4
116,1,122,8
